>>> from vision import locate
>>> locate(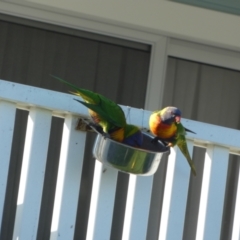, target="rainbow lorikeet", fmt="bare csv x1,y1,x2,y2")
52,75,143,147
149,106,196,176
